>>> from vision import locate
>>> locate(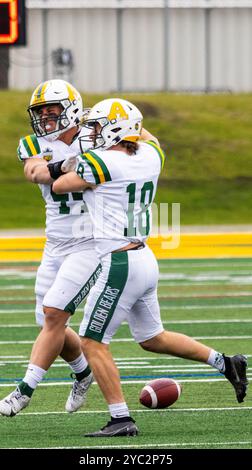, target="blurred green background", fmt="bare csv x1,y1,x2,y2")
1,91,252,228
